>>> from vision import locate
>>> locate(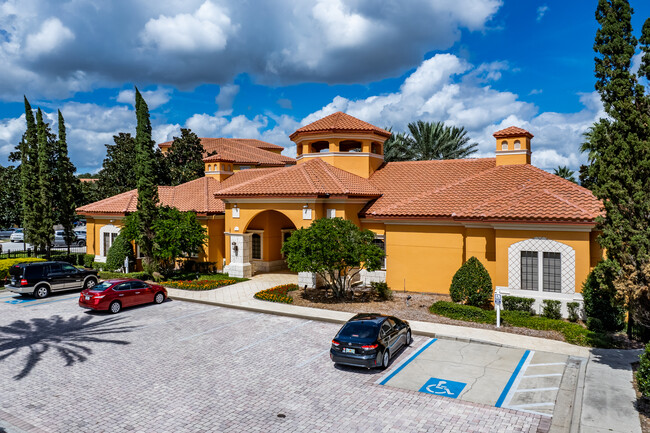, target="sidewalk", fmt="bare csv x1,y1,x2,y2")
166,272,643,433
